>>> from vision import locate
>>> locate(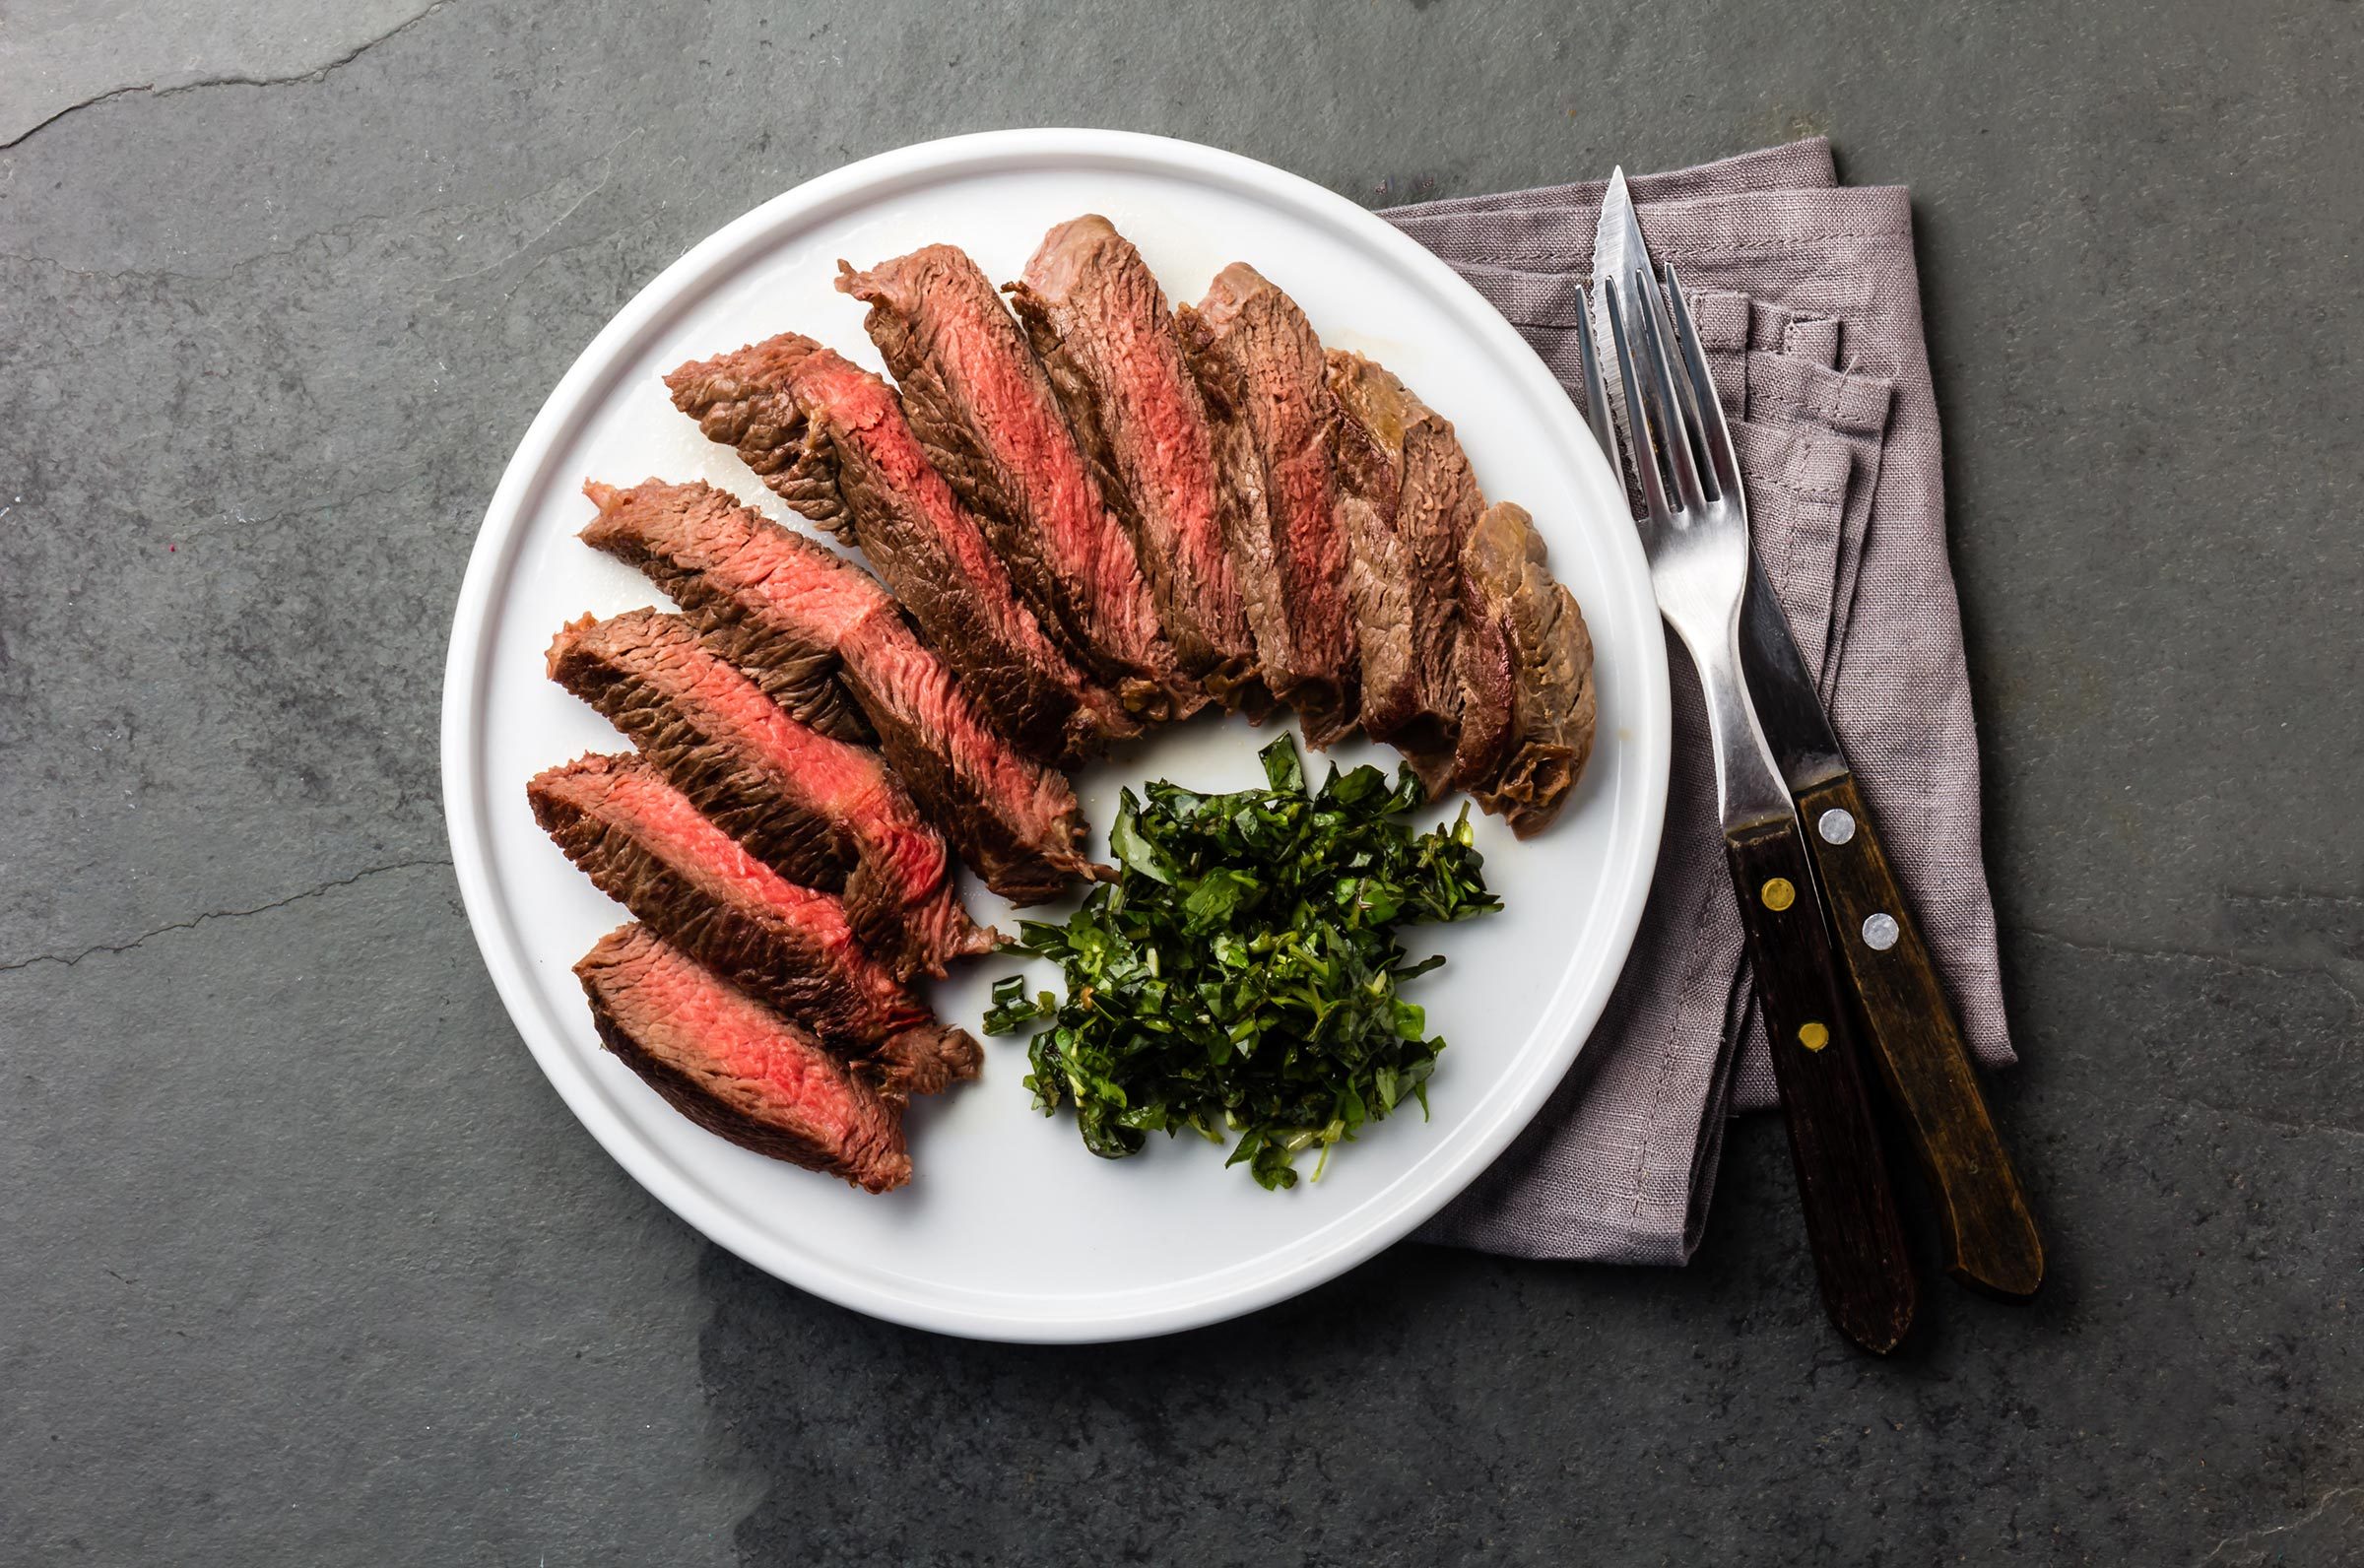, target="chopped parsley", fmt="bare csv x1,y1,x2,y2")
984,737,1501,1189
